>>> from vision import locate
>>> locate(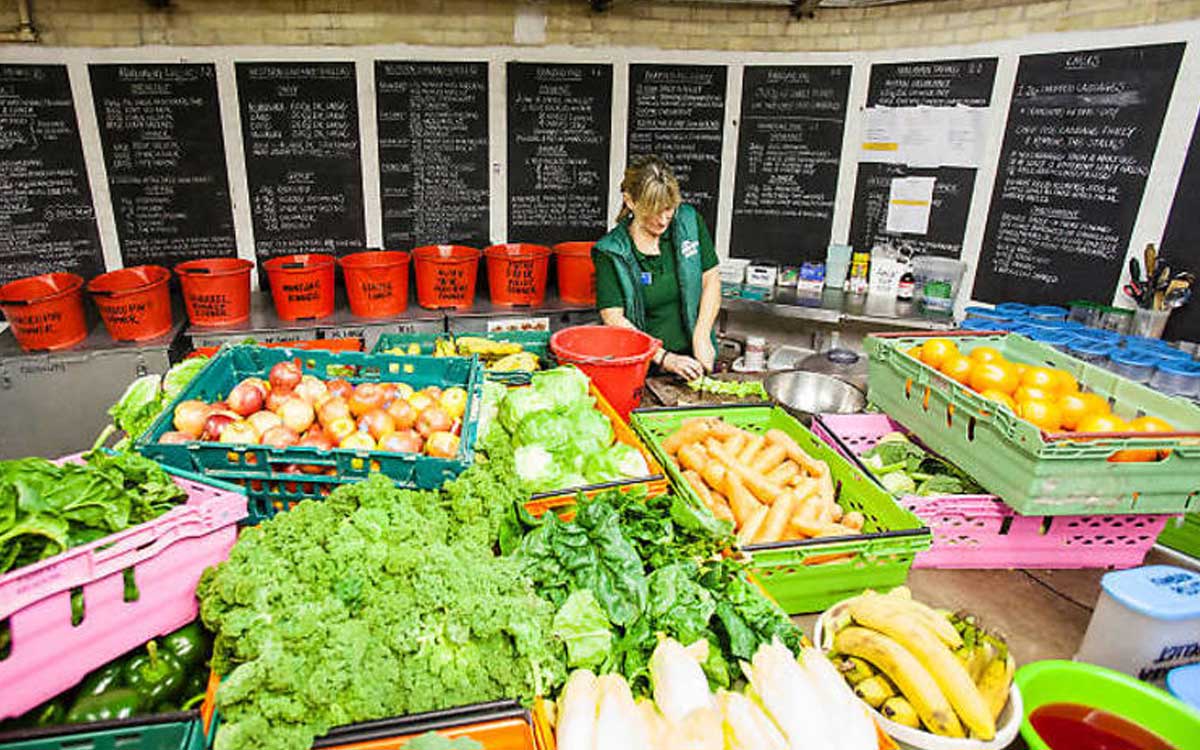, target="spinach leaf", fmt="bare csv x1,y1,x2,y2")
552,590,611,669
0,514,70,571
646,562,716,645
